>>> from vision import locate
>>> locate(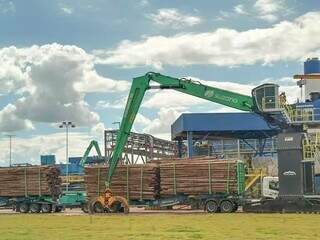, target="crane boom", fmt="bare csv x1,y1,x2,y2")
107,72,254,186
79,140,102,167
